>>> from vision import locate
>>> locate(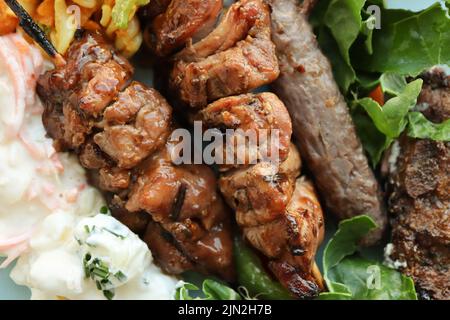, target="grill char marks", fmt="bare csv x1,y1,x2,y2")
386,68,450,300
37,31,234,281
